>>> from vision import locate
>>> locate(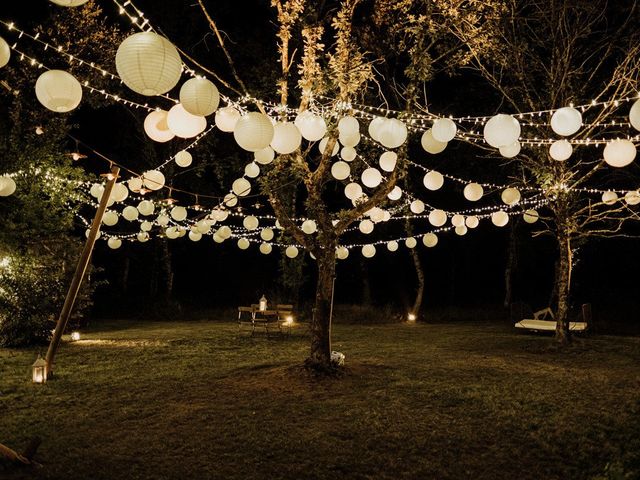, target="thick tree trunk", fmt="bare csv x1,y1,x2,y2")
555,233,571,345
308,251,336,368
409,247,425,317
503,222,518,309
